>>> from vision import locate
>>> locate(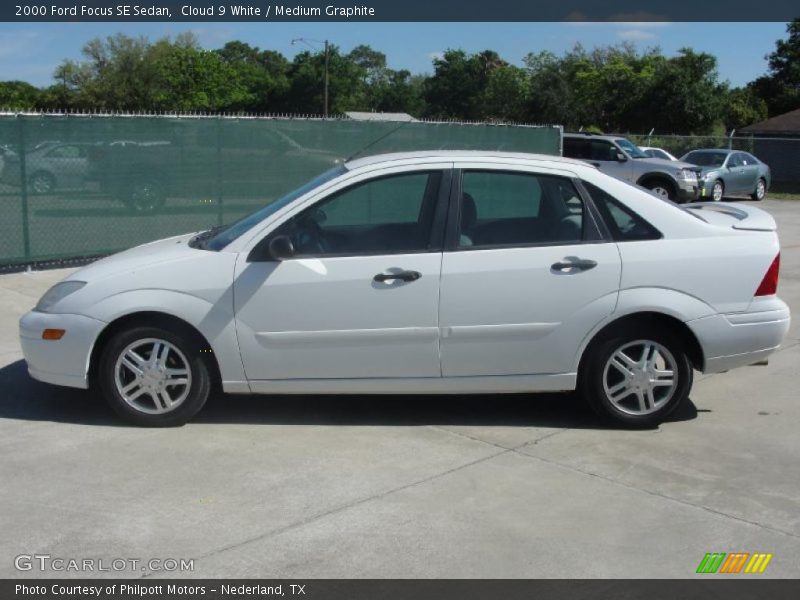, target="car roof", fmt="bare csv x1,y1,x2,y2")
685,148,733,154
344,150,593,170
563,133,625,140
